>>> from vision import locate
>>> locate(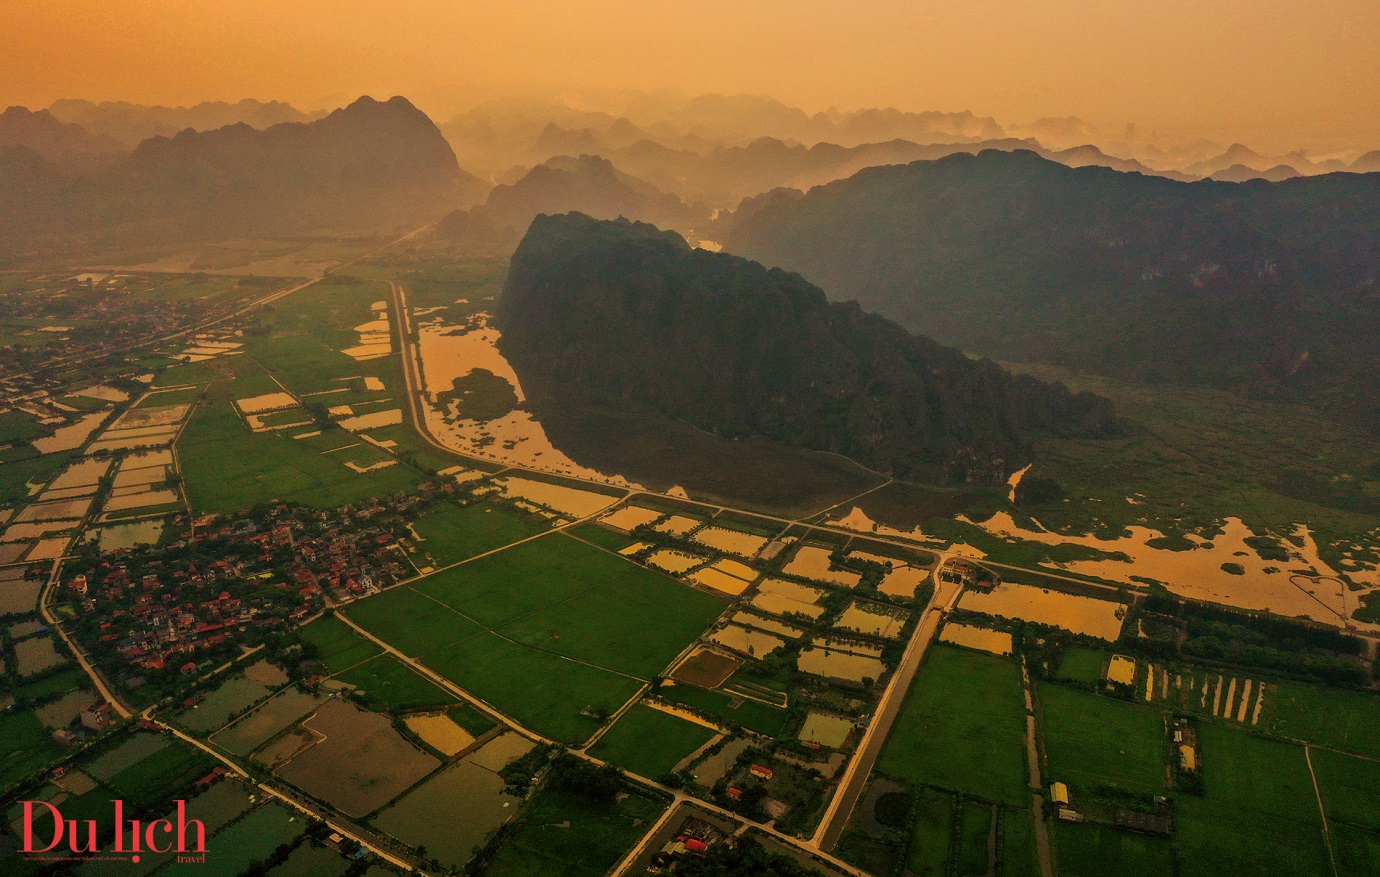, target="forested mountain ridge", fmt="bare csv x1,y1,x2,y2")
728,149,1380,430
499,212,1116,486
